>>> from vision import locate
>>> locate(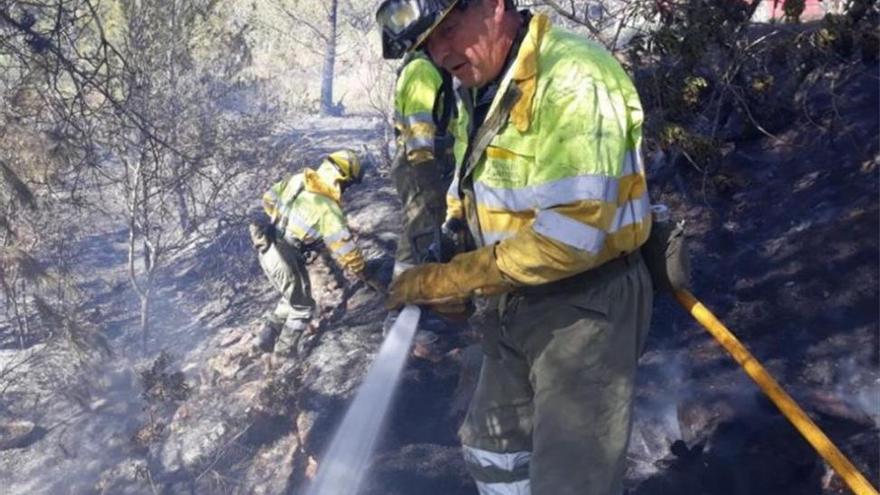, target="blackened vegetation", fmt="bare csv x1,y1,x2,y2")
630,2,879,494
133,352,190,450
139,352,191,404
